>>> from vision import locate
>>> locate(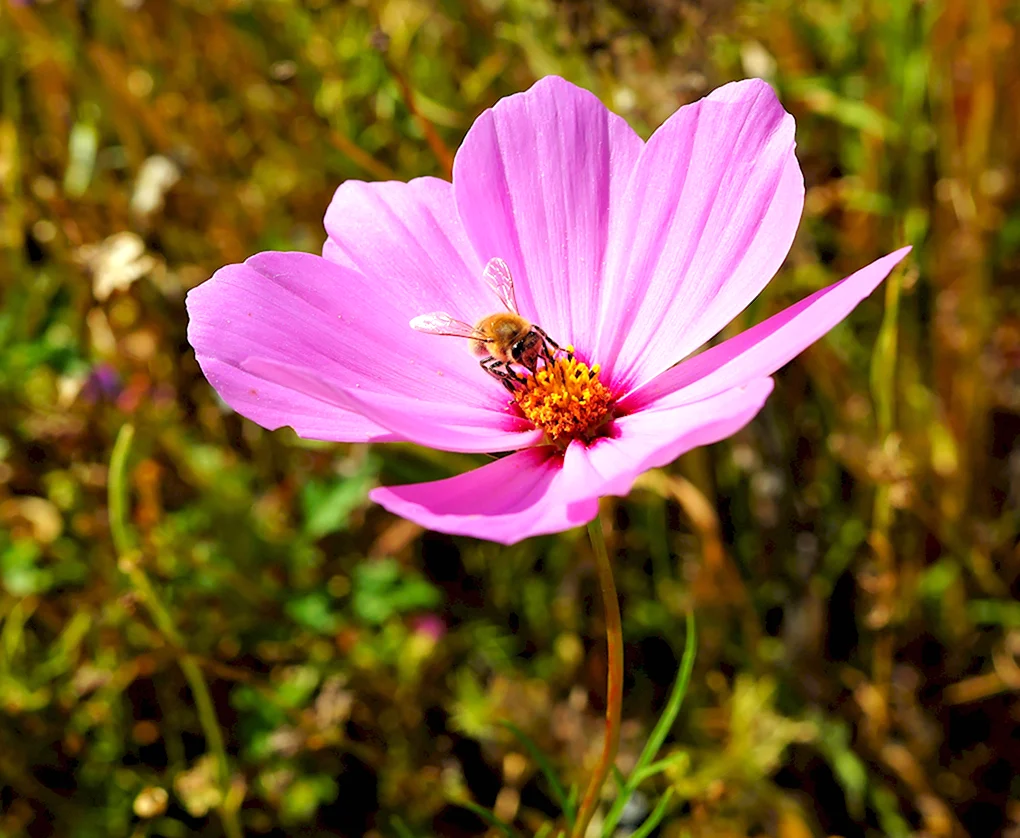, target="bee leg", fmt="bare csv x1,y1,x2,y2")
532,325,562,362
501,361,528,388
531,327,563,380
496,364,519,393
532,325,560,350
480,356,504,376
480,356,519,392
484,356,522,382
531,326,563,376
